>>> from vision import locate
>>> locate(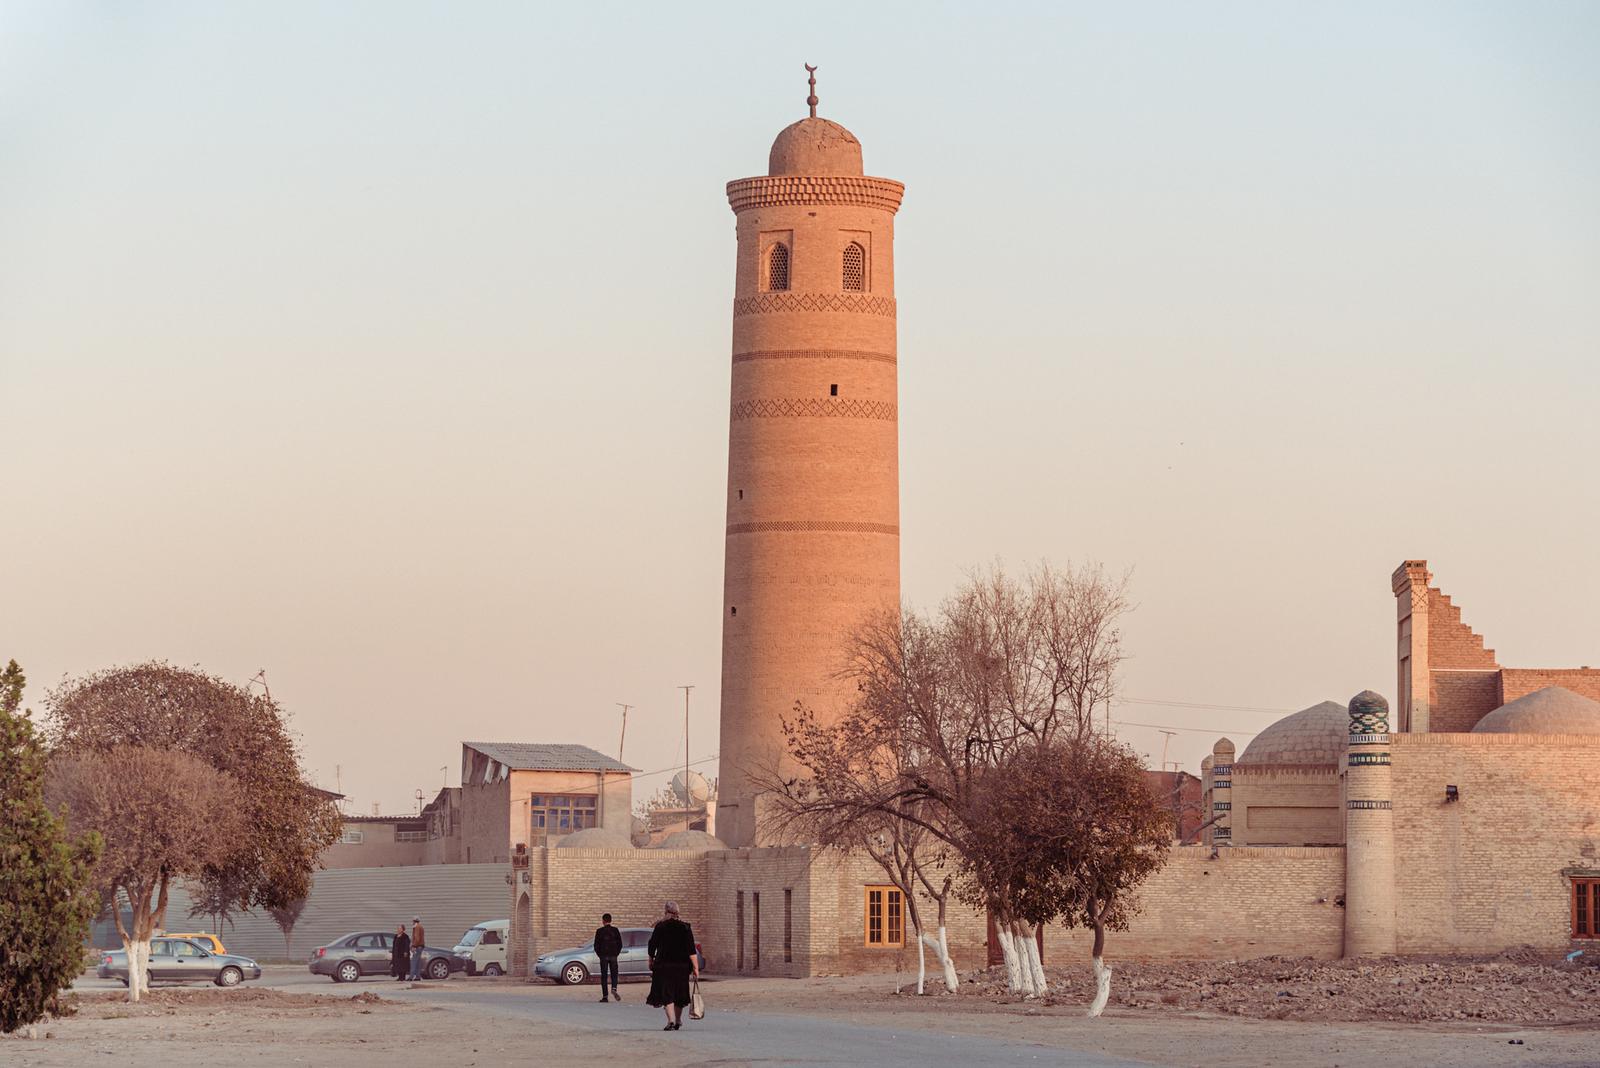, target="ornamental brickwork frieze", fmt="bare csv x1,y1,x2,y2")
733,348,897,365
733,293,897,318
731,397,897,421
726,520,899,537
725,175,906,213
